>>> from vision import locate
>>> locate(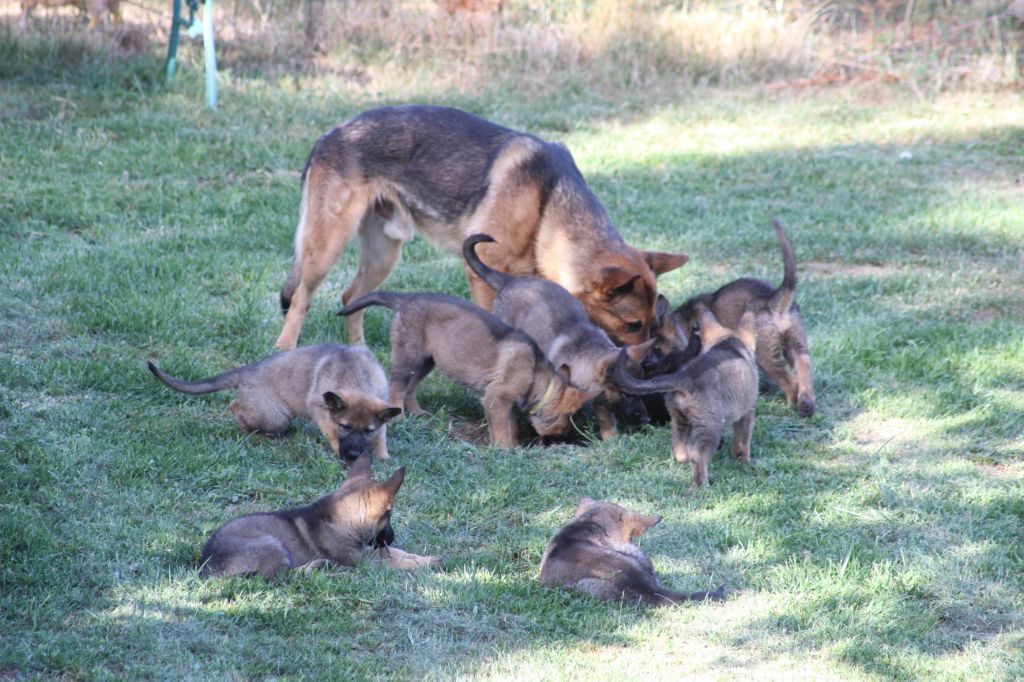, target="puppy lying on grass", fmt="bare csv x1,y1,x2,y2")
673,220,816,417
463,233,650,440
539,498,724,605
200,456,440,578
613,310,759,487
148,344,401,463
338,292,598,448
